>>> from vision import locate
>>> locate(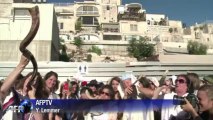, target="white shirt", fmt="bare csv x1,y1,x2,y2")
1,92,19,120
92,113,108,120
161,92,190,120
48,92,60,99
